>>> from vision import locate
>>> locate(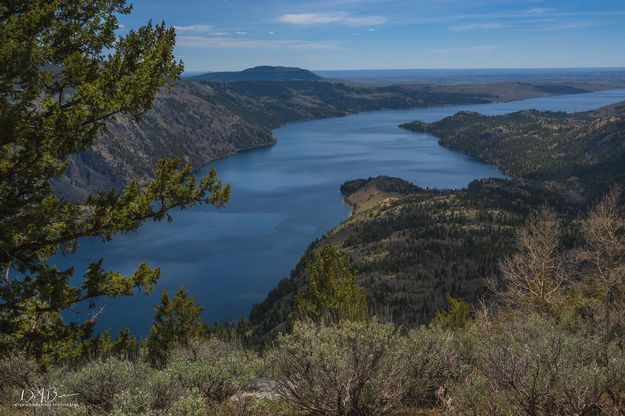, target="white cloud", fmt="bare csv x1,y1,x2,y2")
449,22,507,31
236,31,248,35
268,31,275,35
173,24,214,33
177,36,342,50
278,12,386,26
